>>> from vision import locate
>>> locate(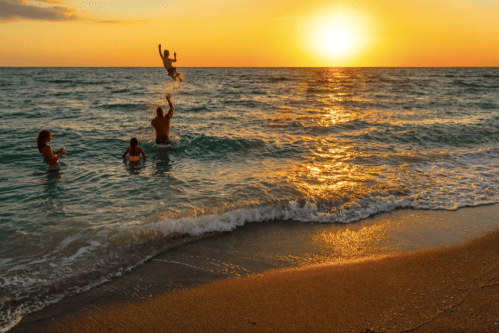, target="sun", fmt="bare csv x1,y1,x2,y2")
312,20,358,58
302,6,374,65
324,29,351,53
